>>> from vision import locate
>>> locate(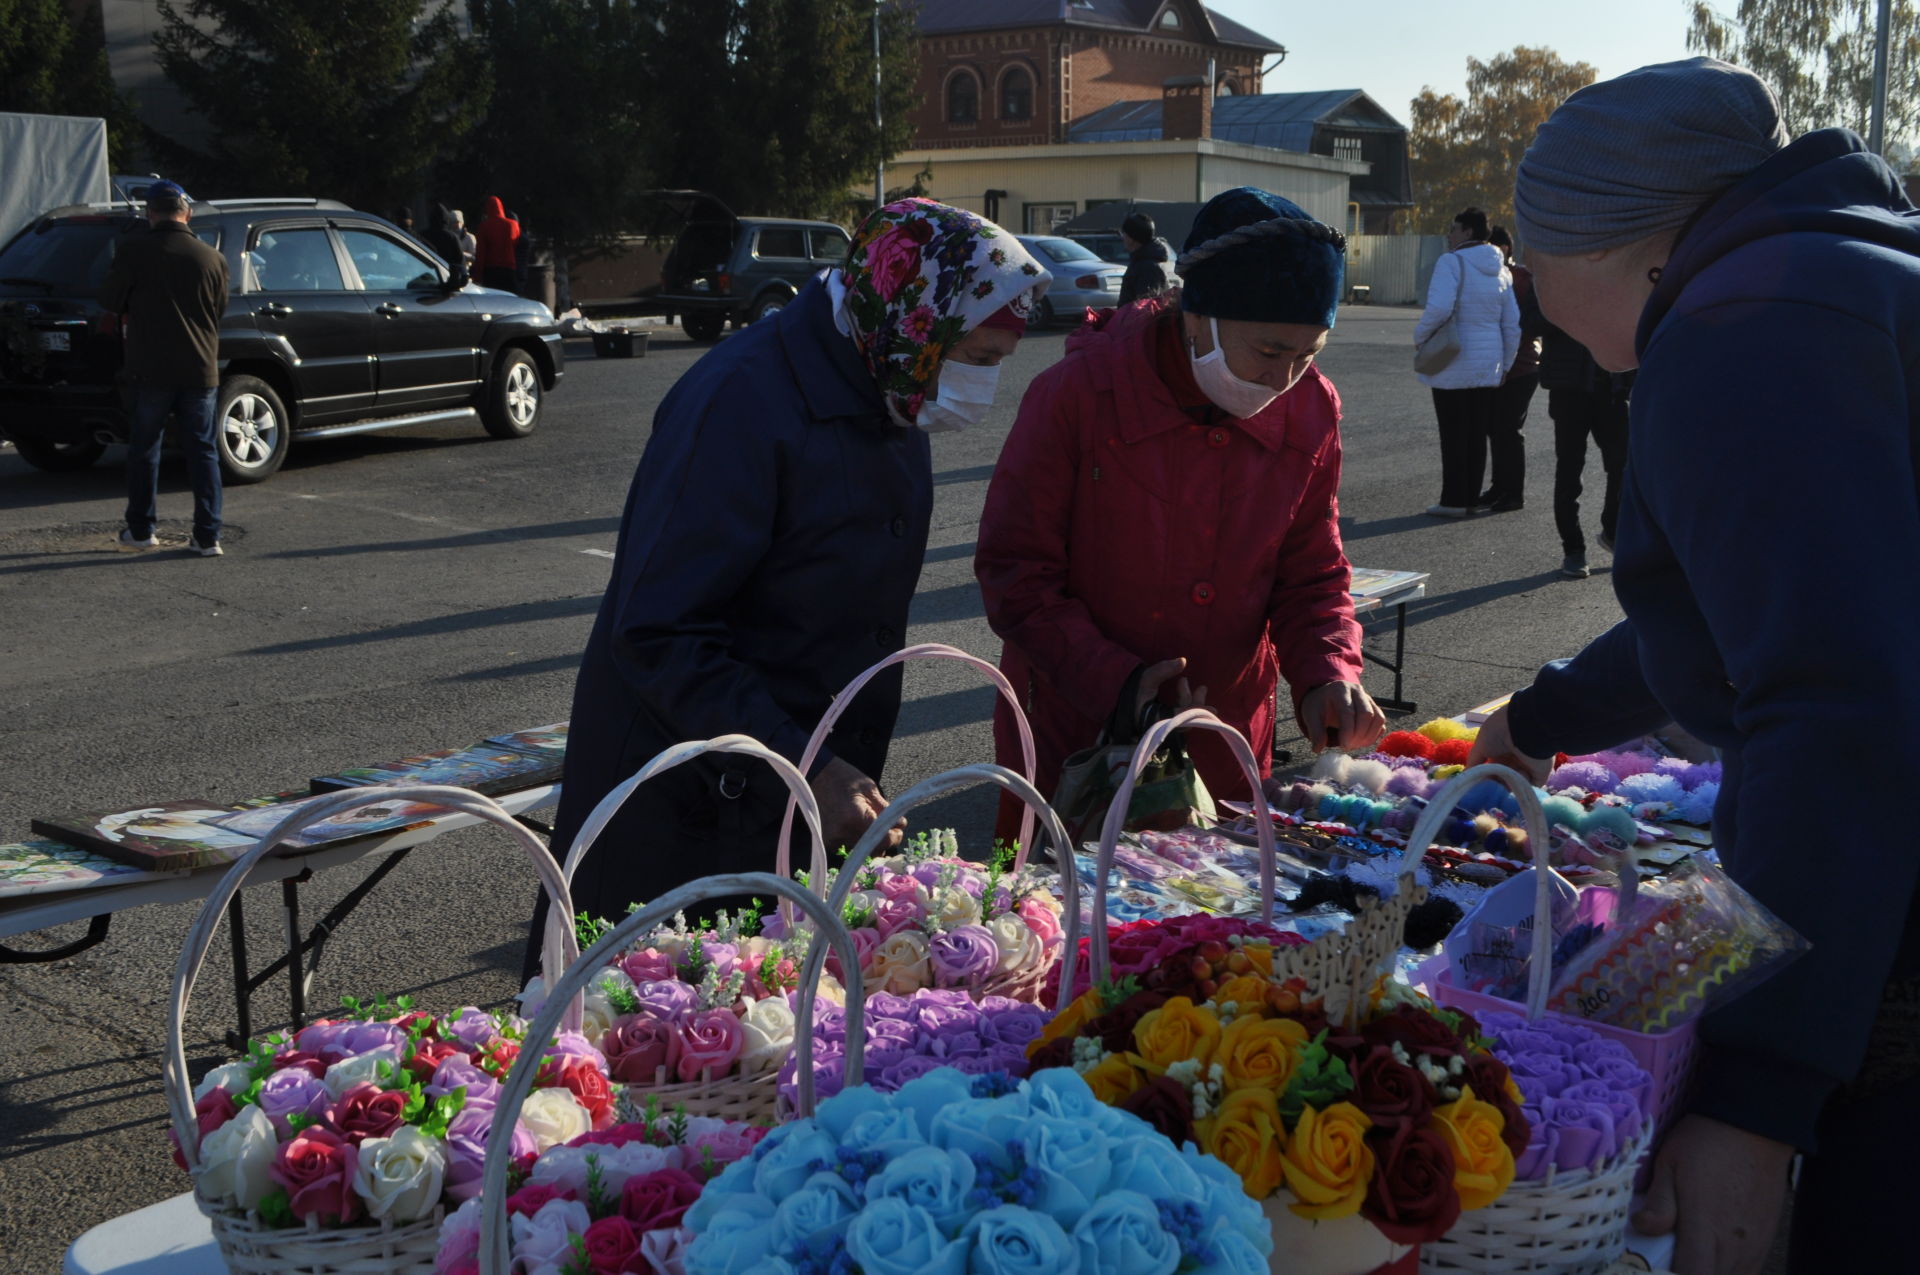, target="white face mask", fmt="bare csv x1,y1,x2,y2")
916,357,1001,433
1189,316,1280,419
